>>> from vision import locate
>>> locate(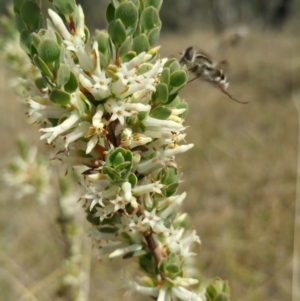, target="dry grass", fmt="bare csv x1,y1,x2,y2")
0,27,299,301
